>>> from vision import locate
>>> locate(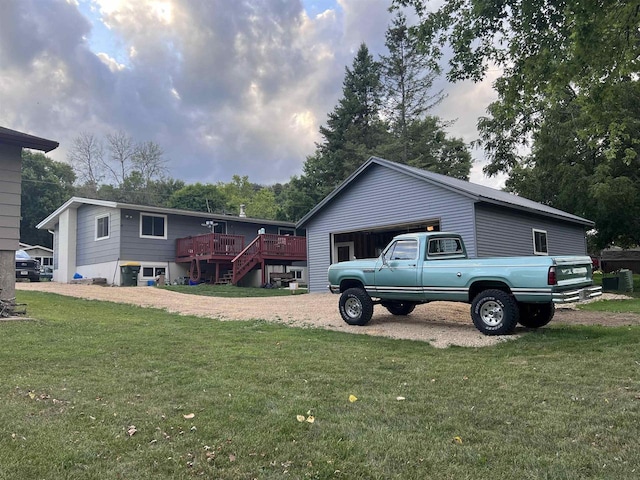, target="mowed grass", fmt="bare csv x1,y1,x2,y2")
582,272,640,312
1,292,639,479
162,283,306,297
